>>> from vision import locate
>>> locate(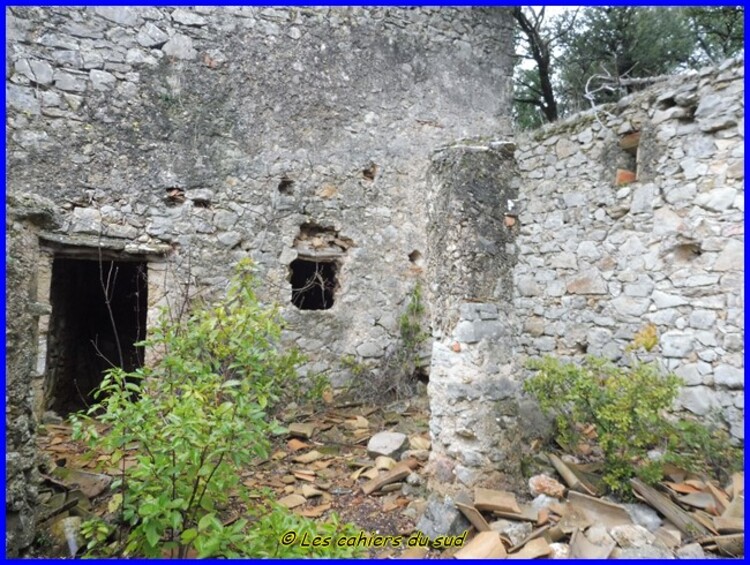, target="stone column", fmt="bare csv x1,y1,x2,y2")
5,193,59,556
424,141,525,495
